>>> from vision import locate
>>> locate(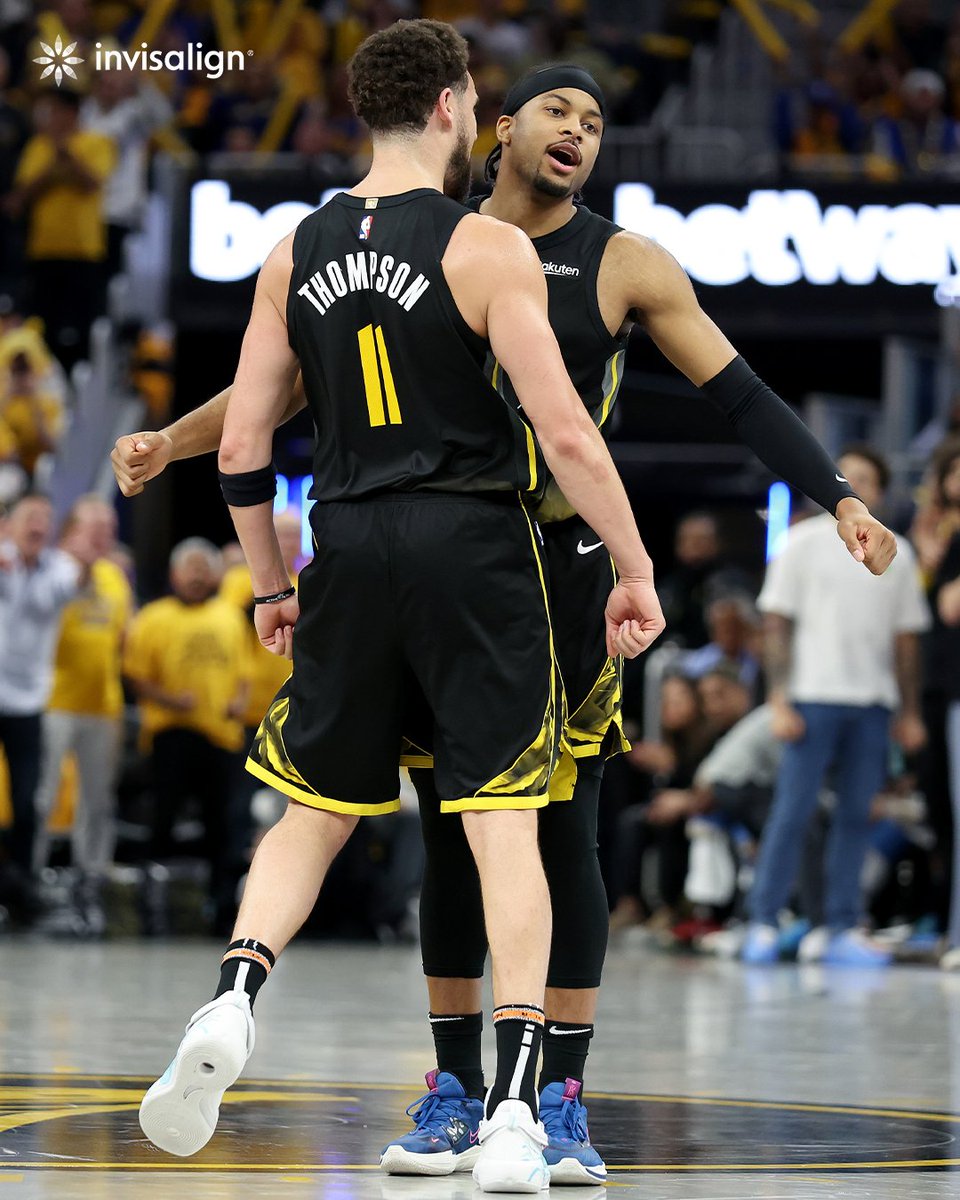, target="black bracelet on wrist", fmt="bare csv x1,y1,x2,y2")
253,586,296,606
